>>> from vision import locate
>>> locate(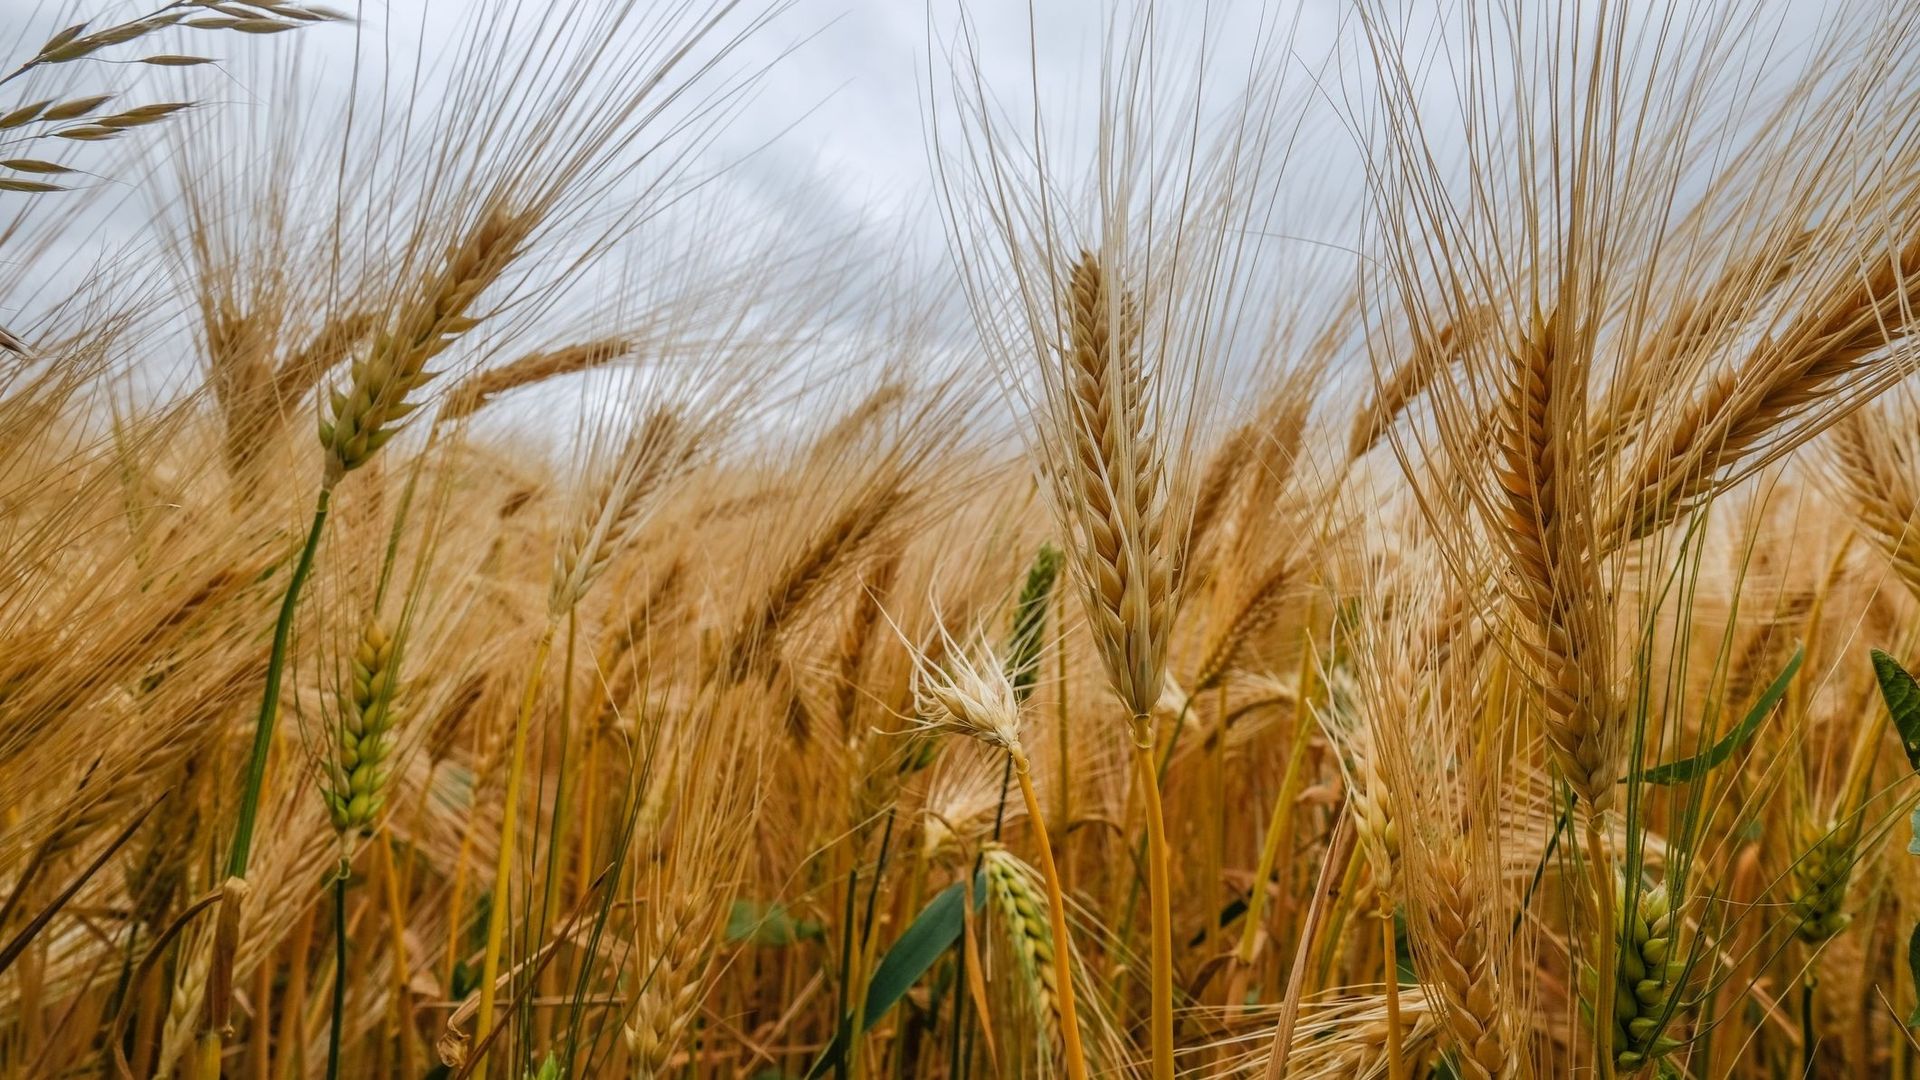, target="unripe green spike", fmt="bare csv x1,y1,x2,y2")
321,618,405,835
